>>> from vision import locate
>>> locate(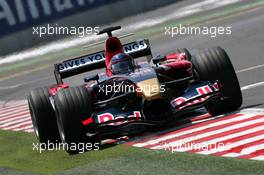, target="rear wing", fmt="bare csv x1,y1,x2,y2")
54,39,152,84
